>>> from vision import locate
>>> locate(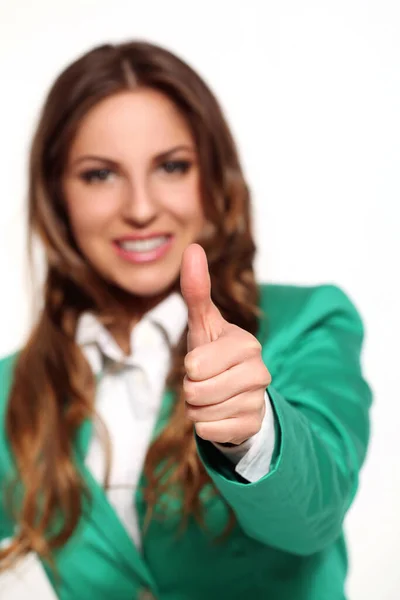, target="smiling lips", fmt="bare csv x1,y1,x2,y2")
113,233,174,263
